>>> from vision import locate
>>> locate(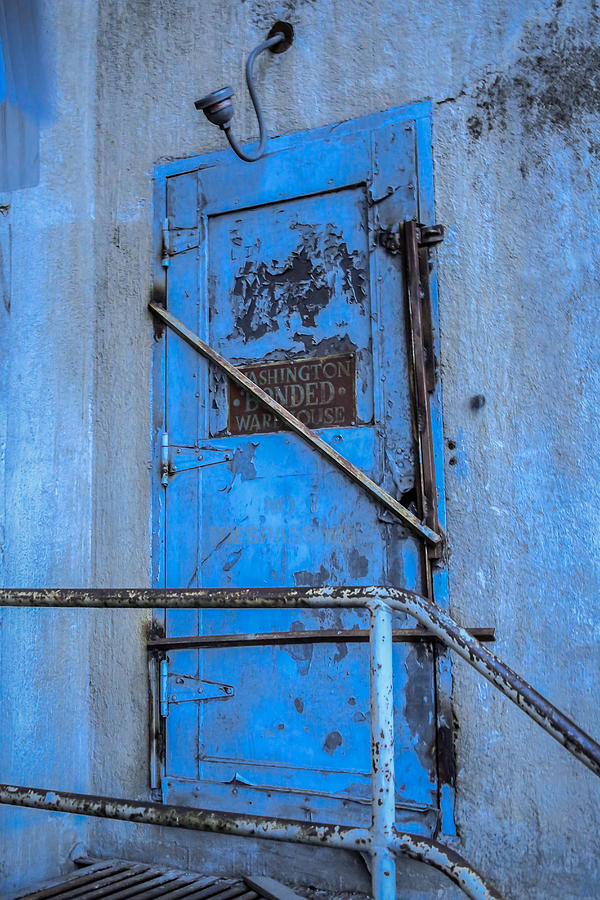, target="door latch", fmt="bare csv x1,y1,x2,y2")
160,658,235,717
378,222,444,254
161,432,232,485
